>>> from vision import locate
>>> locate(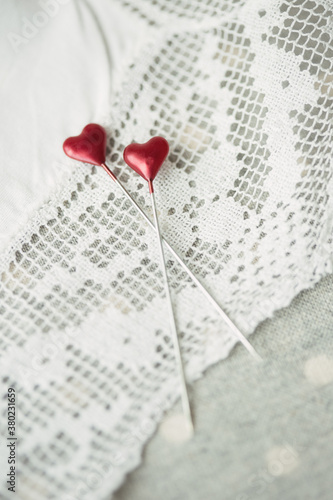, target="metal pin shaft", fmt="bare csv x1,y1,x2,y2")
101,163,261,362
150,188,194,434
